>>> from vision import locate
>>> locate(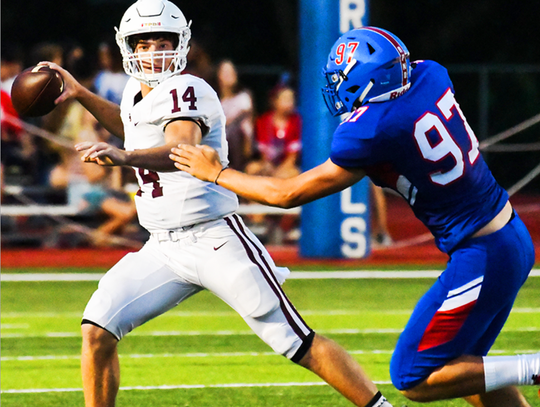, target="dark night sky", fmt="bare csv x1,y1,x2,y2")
3,0,540,67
